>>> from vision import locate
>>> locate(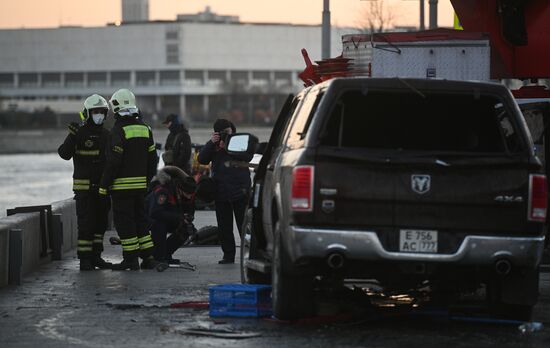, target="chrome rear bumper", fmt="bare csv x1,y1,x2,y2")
288,226,545,268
